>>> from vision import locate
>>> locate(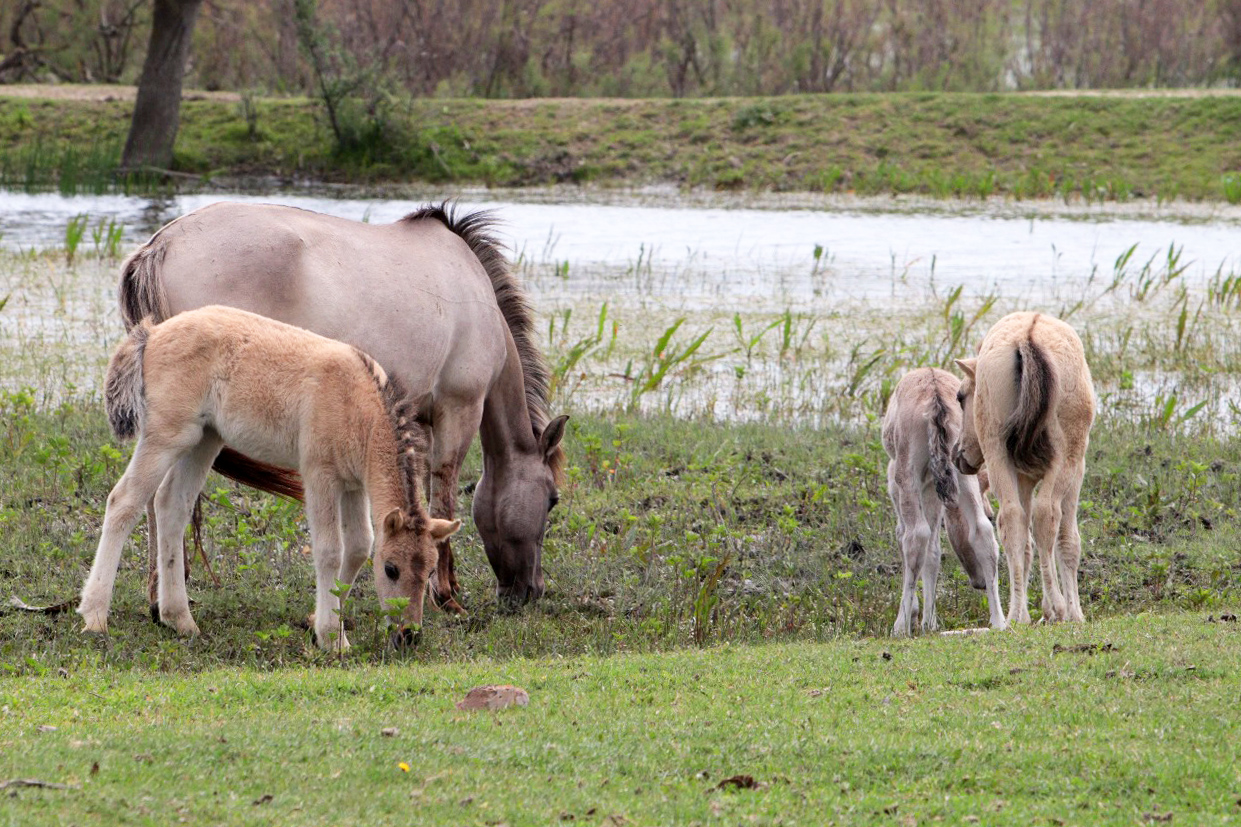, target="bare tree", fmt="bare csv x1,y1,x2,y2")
120,0,204,172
